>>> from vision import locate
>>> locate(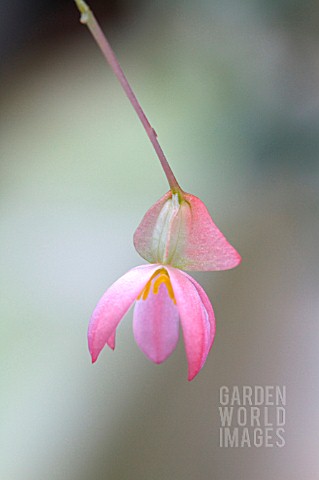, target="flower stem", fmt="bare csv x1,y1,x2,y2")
74,0,182,194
